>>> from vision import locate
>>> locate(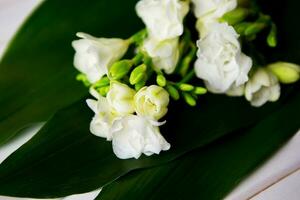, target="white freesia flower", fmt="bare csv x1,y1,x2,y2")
72,32,129,83
111,115,170,159
144,37,179,74
194,23,252,93
245,68,280,107
191,0,237,19
107,81,136,115
86,88,118,141
136,0,189,41
134,85,170,120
